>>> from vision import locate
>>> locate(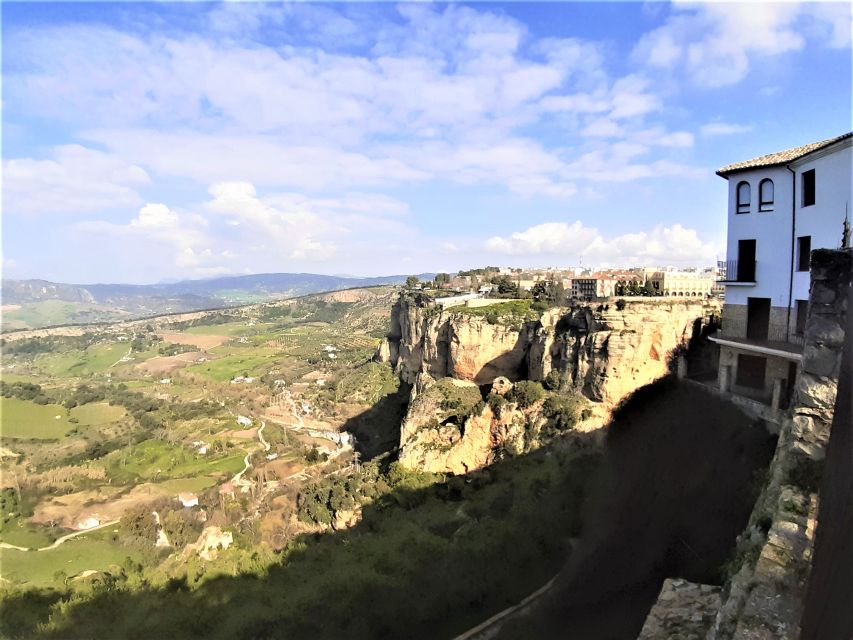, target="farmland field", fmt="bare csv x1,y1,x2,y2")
100,439,245,484
0,397,73,439
33,342,128,377
0,530,137,588
186,352,277,382
69,402,127,426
